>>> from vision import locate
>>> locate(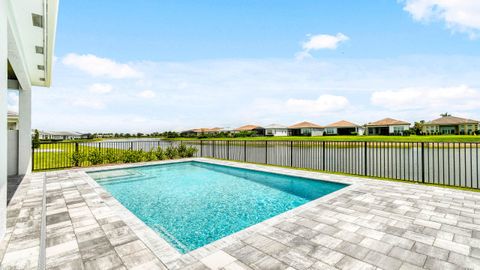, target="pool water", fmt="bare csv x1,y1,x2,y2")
88,161,347,253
